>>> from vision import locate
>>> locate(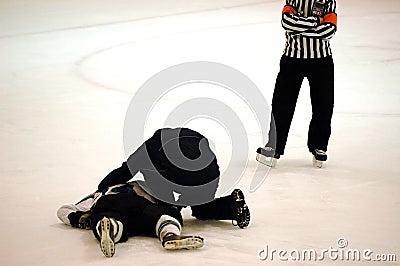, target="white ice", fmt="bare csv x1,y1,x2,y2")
1,0,399,265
